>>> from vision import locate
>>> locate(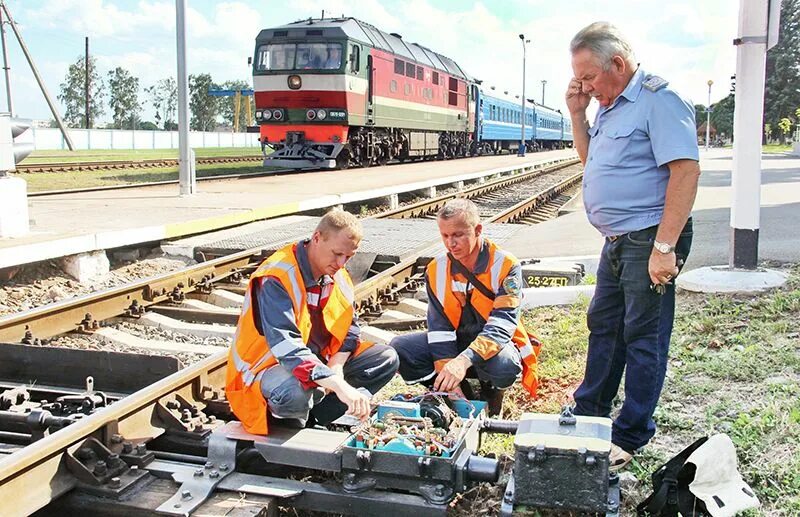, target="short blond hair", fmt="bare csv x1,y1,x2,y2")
315,208,363,241
437,198,481,228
